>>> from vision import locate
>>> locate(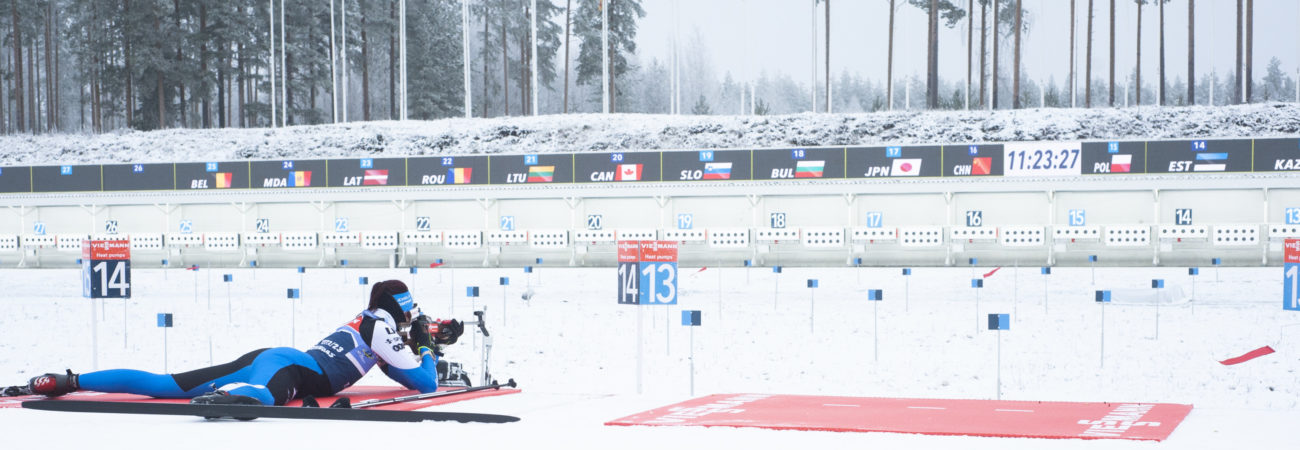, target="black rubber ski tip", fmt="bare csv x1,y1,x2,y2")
504,379,517,389
301,396,319,408
329,397,352,409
